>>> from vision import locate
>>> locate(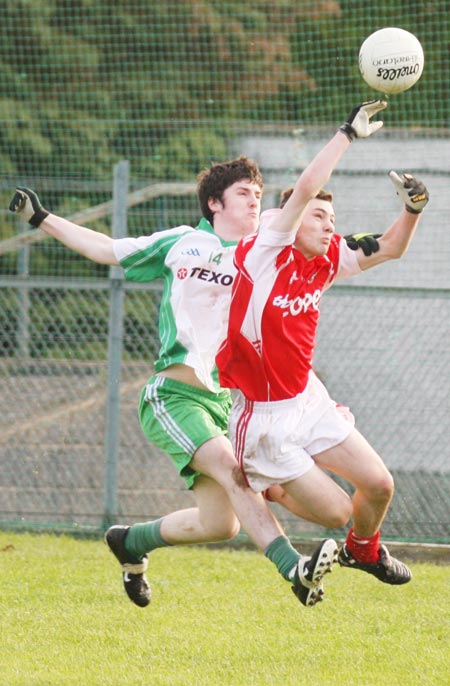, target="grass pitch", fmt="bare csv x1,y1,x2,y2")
1,531,448,686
